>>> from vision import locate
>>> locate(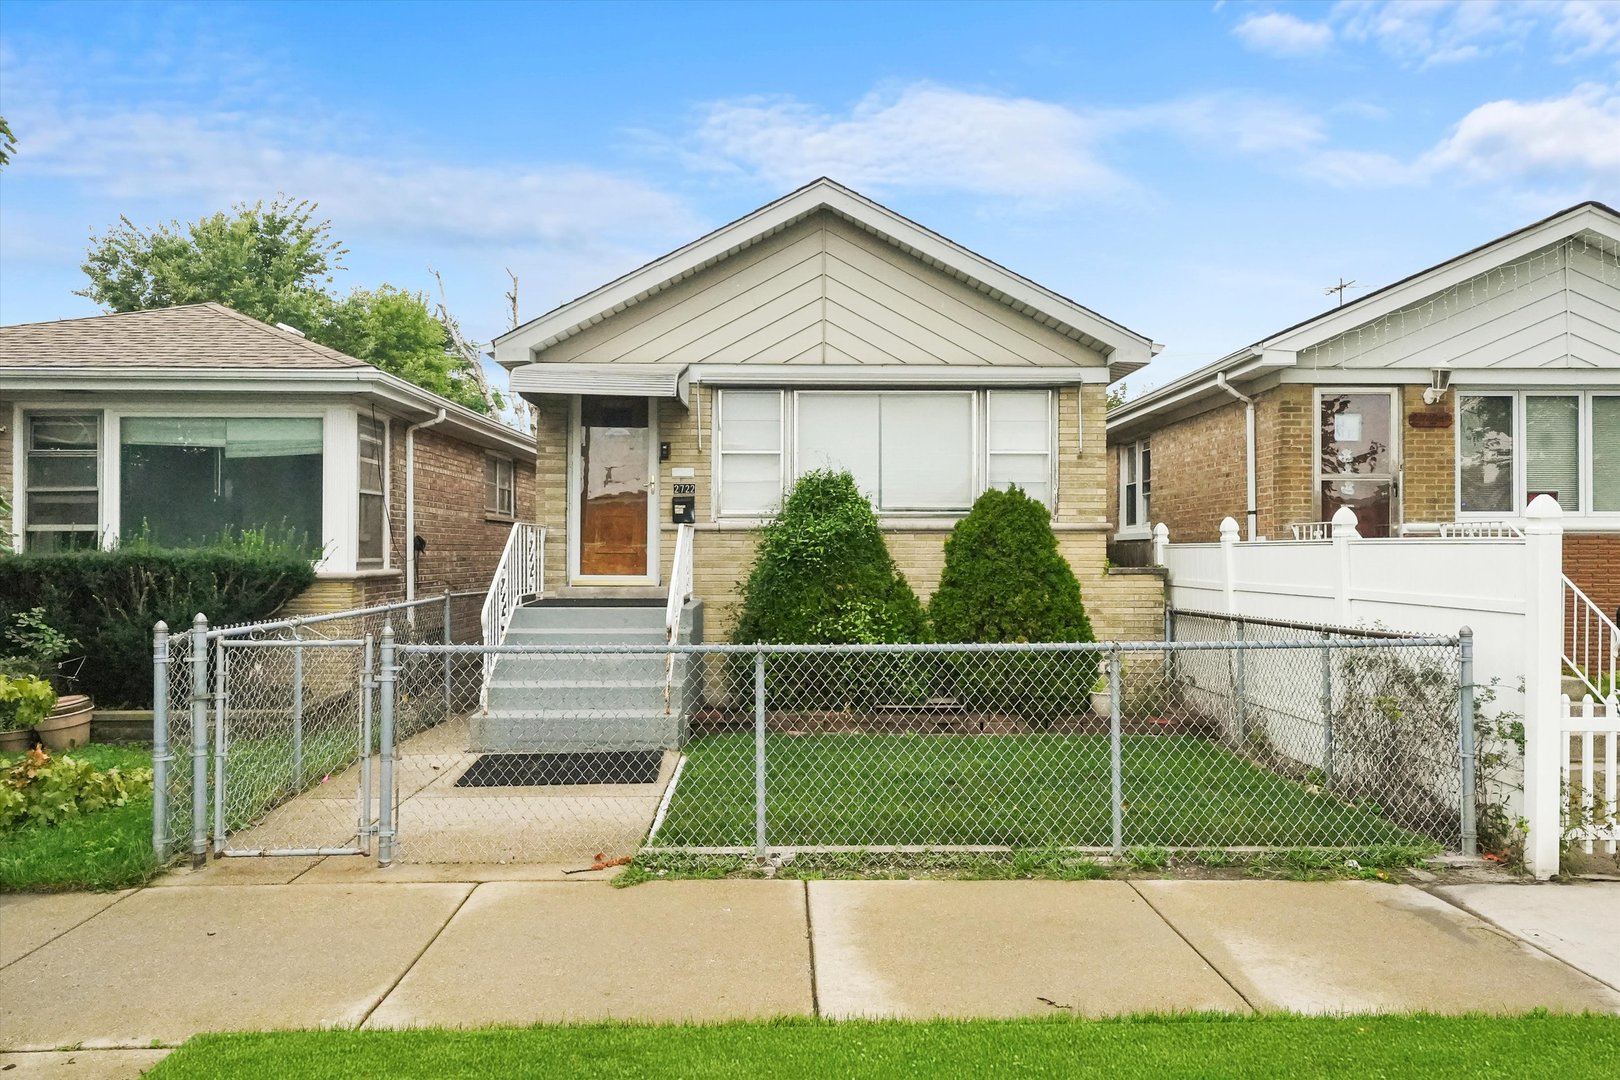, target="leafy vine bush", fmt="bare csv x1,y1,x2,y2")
0,533,316,708
0,675,56,733
731,470,929,707
929,487,1098,724
0,747,153,829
